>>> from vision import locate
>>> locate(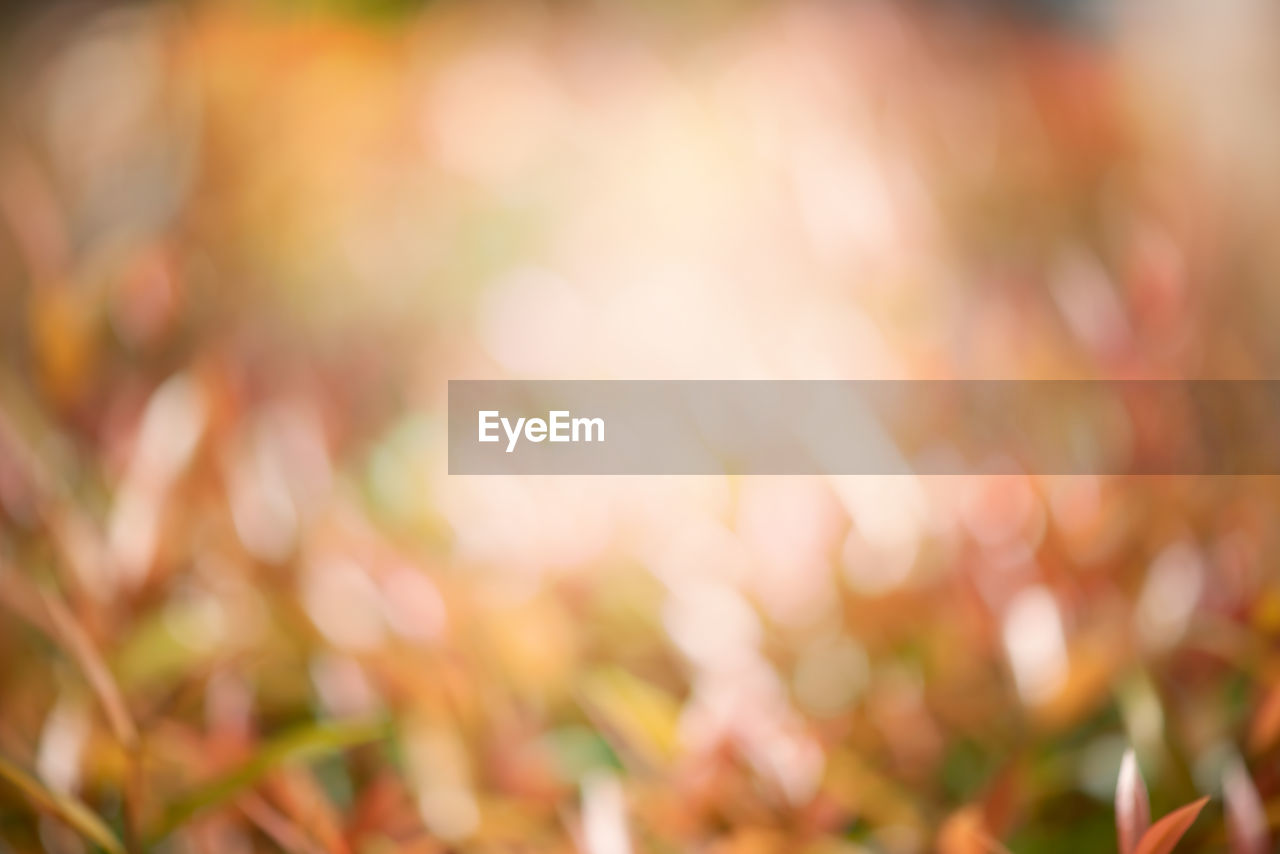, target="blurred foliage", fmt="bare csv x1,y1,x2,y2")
2,1,1280,853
